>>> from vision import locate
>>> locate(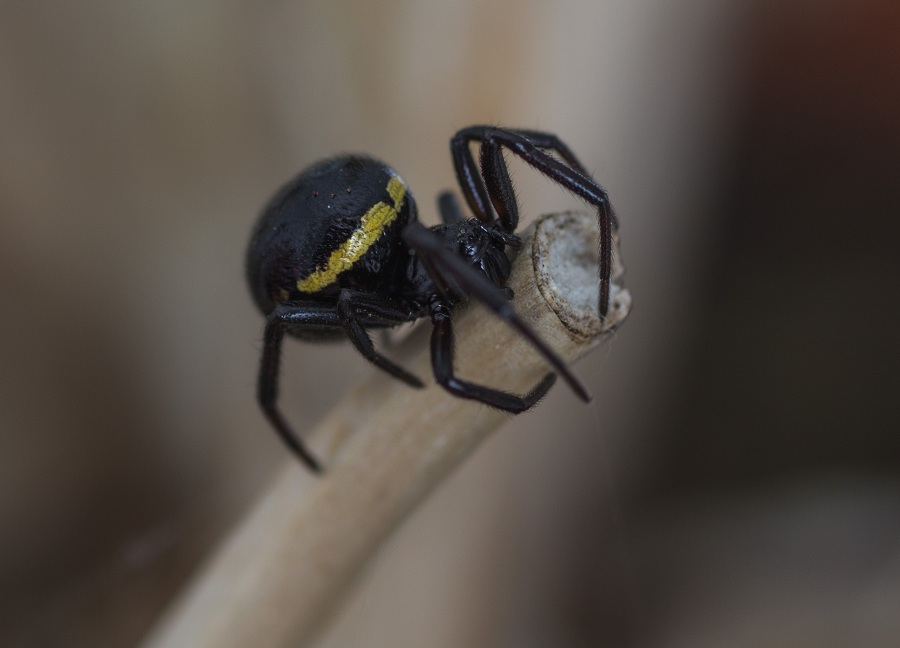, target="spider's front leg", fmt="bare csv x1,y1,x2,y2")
450,126,615,317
